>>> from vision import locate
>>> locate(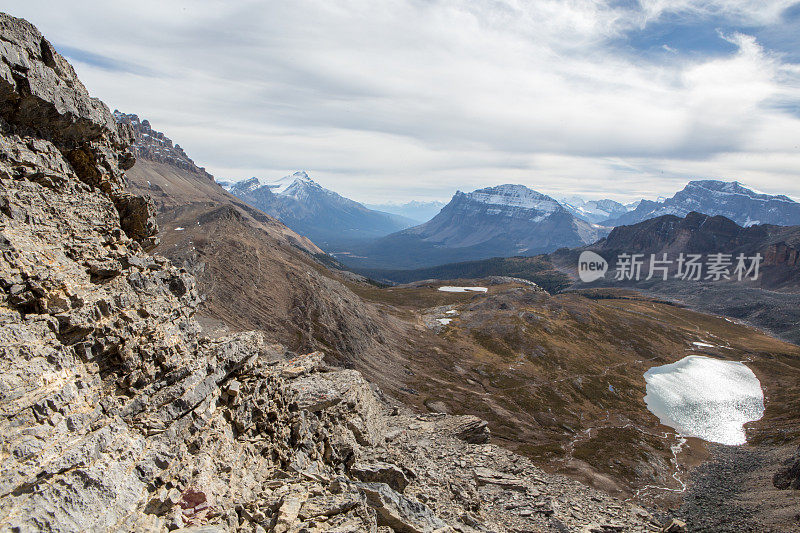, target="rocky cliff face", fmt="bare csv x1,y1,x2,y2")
115,111,213,179
0,16,156,250
0,13,663,532
764,242,800,267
